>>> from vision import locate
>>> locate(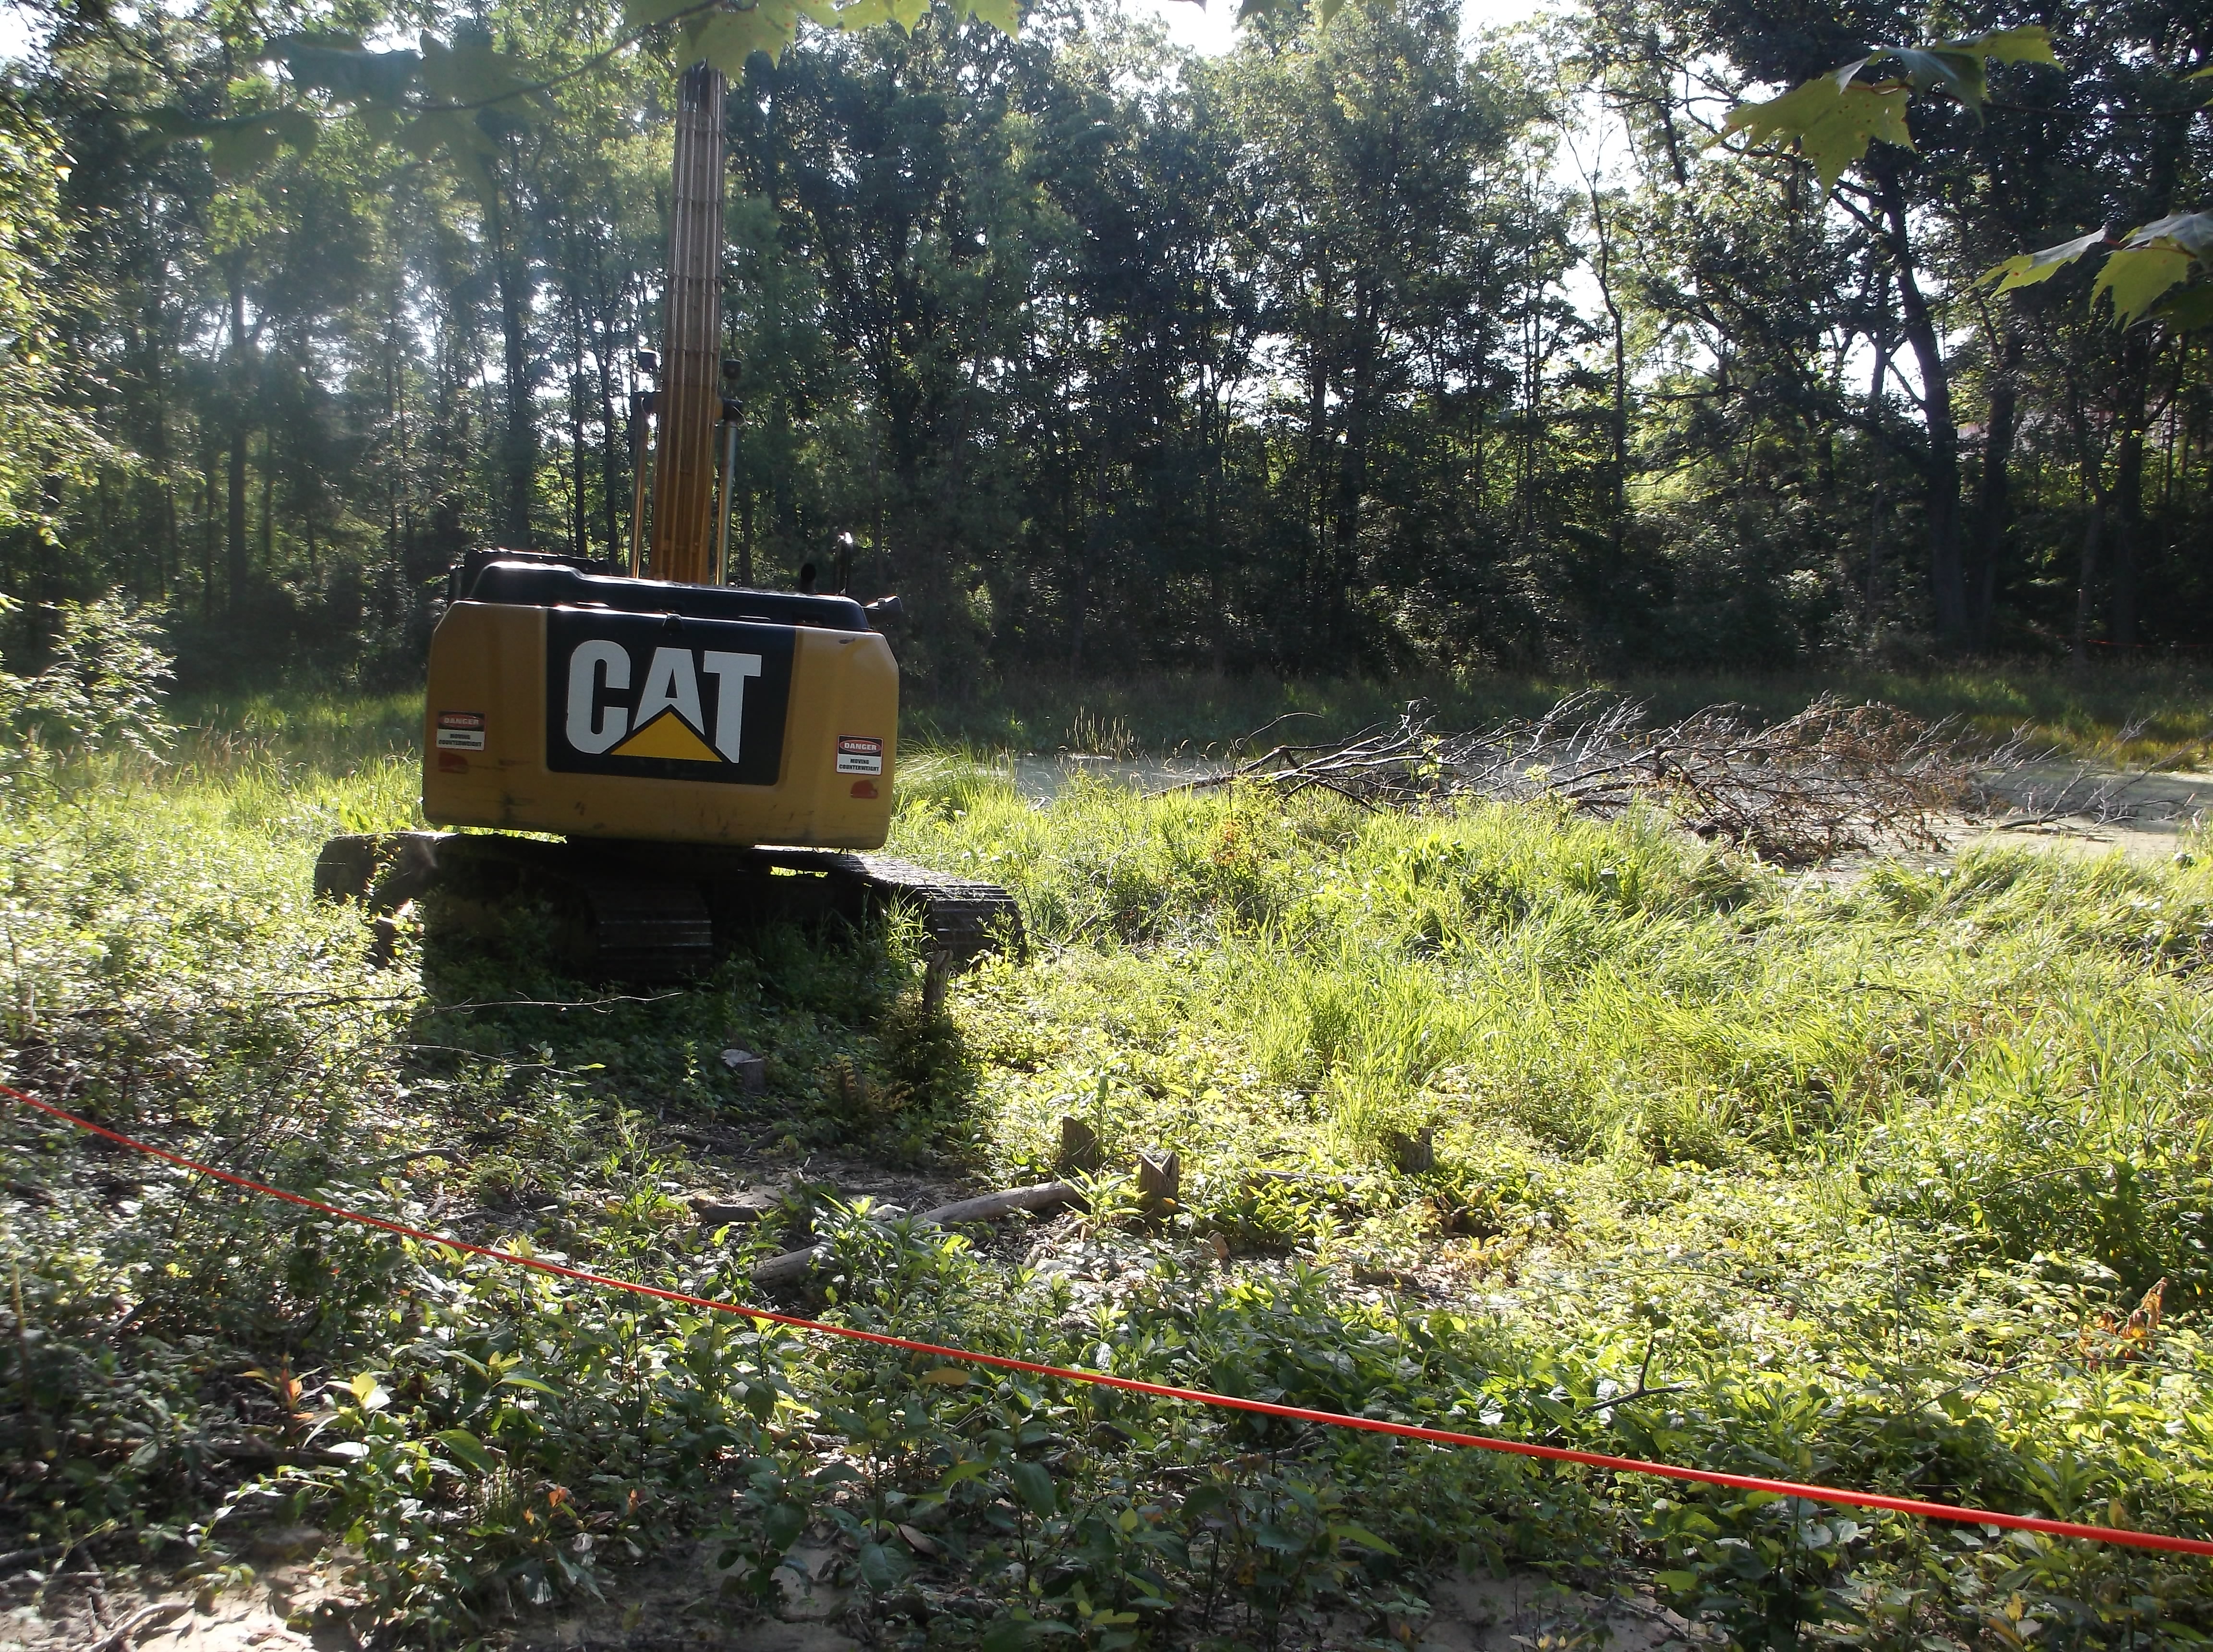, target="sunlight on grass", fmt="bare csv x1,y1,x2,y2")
7,690,2213,1639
